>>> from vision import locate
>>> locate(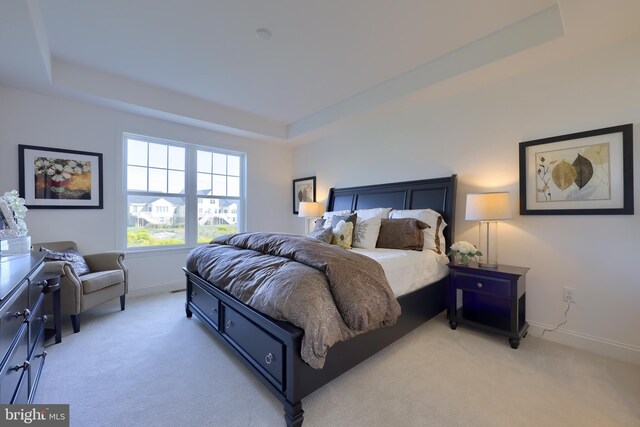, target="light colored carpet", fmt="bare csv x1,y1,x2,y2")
35,291,640,427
